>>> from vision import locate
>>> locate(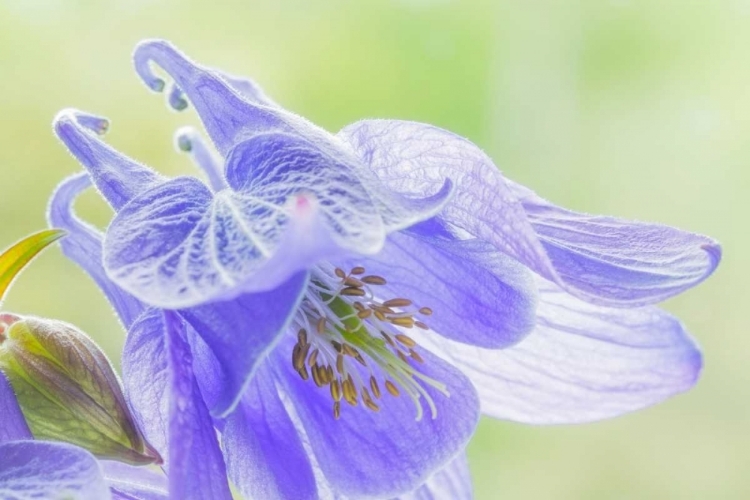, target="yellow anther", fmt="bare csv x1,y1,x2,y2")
370,376,381,399
344,277,364,288
383,298,412,308
331,379,342,402
385,380,400,397
390,317,415,328
395,334,417,348
307,348,319,367
362,275,387,285
357,309,372,320
341,287,365,297
410,349,424,364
